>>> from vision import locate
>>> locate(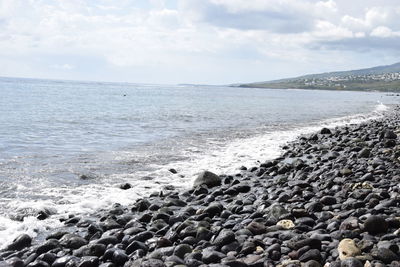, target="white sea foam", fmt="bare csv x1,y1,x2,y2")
0,102,390,248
